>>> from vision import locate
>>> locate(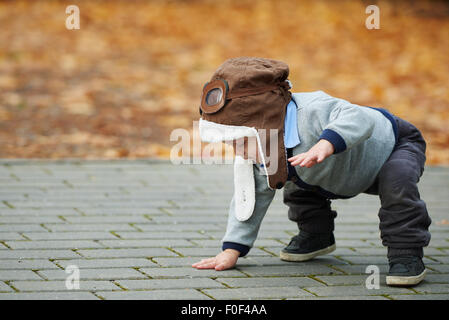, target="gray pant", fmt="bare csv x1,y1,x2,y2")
284,115,431,258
